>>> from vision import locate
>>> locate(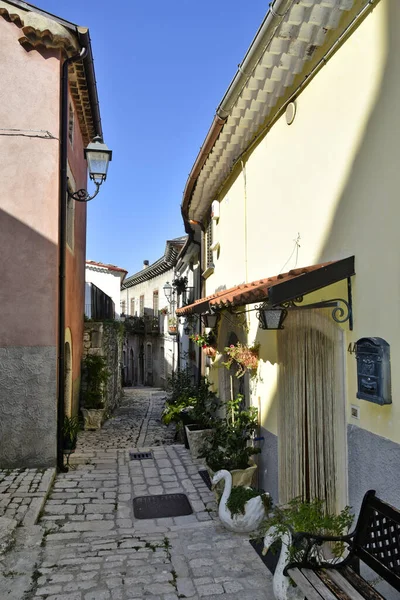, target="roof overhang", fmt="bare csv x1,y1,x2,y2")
176,256,355,316
181,0,367,229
